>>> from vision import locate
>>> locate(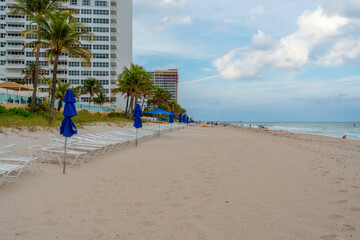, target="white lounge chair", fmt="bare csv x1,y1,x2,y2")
0,163,24,184
29,145,87,166
0,156,37,172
